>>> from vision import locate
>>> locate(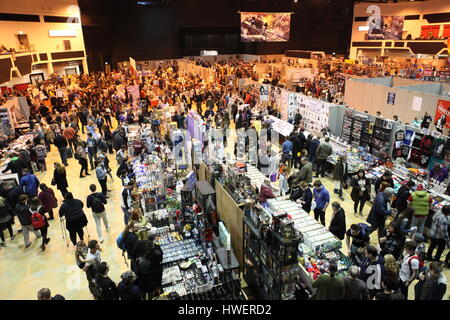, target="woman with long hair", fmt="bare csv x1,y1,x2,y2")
350,169,371,216
383,254,400,291
52,162,69,198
